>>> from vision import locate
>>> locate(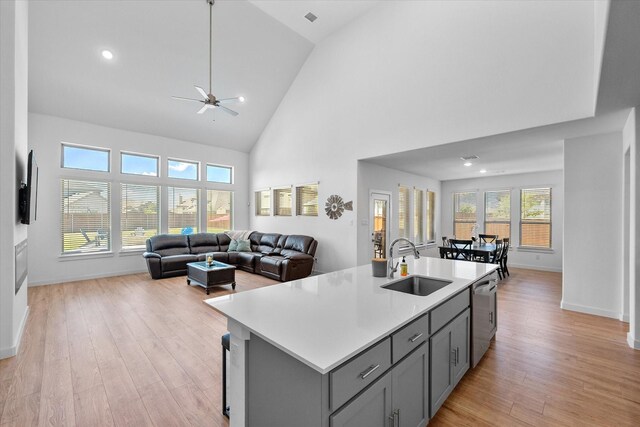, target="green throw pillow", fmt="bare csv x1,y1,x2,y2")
227,239,238,252
236,239,251,252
